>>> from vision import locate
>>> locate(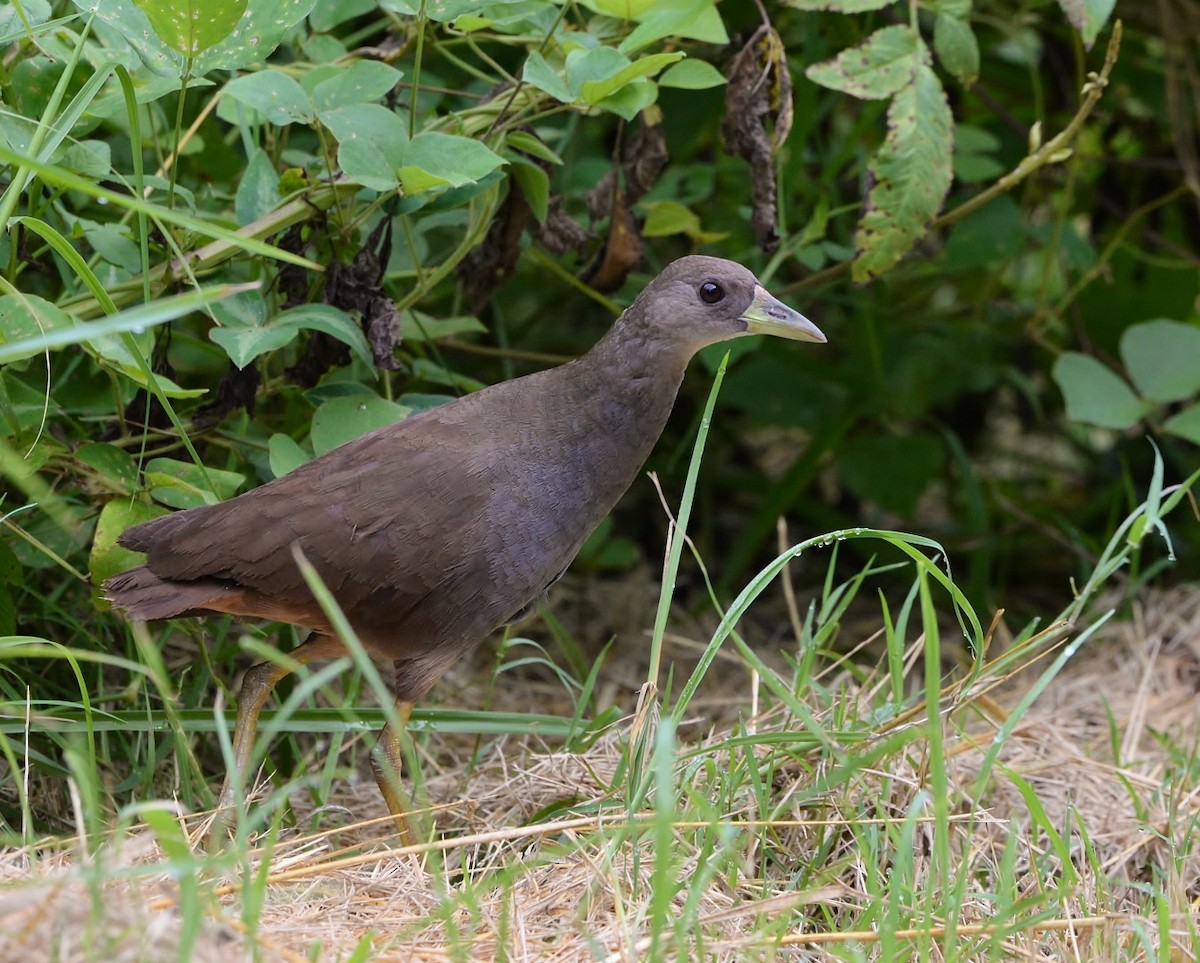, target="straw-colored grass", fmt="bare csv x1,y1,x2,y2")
3,581,1197,962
